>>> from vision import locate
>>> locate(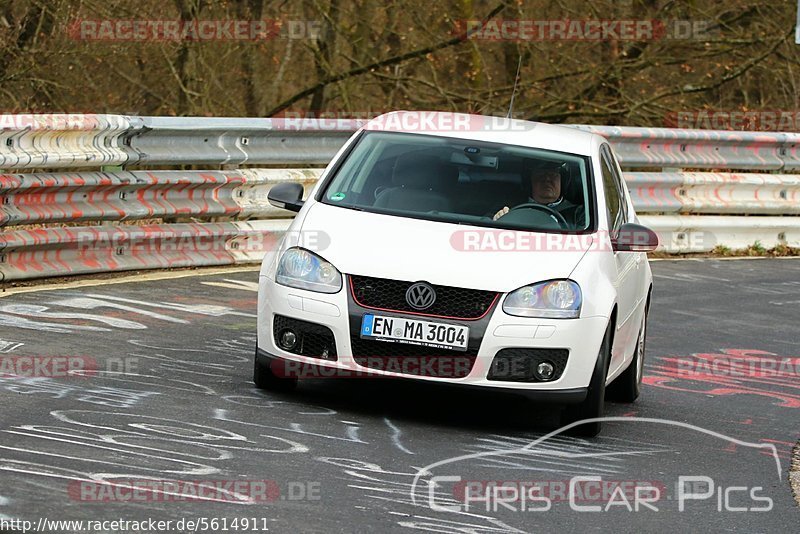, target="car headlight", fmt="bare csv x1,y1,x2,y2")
503,280,582,319
276,247,342,293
